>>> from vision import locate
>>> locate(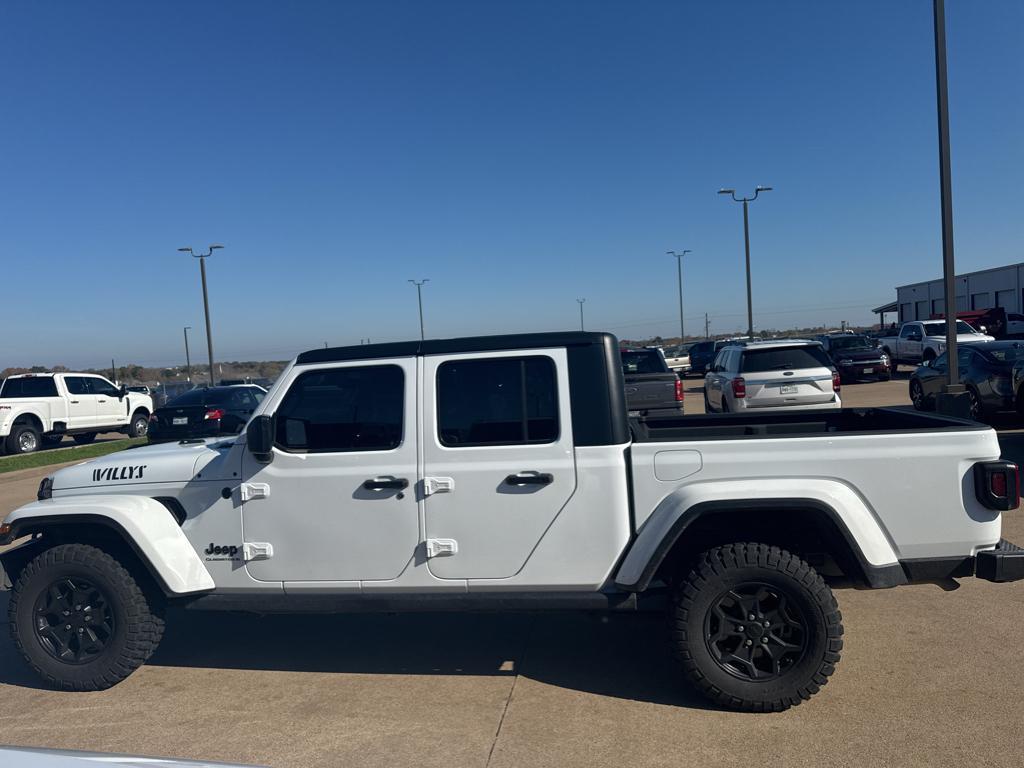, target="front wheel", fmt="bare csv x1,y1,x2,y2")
910,379,927,411
8,543,165,691
128,412,149,438
967,387,984,422
670,543,843,712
